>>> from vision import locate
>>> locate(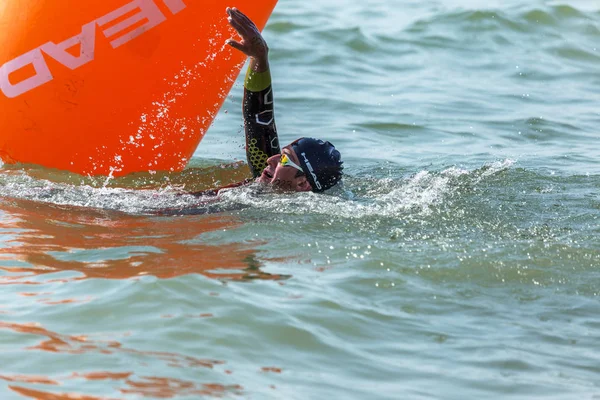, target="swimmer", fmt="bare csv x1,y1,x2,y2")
192,8,343,196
